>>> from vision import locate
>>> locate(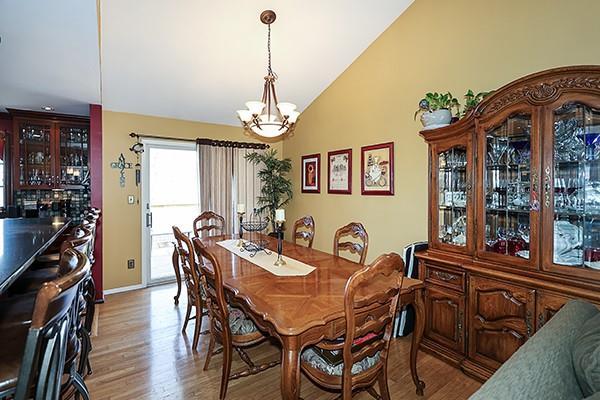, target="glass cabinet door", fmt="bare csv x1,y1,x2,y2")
545,102,600,276
433,140,473,253
58,125,89,187
16,121,54,188
481,113,537,266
